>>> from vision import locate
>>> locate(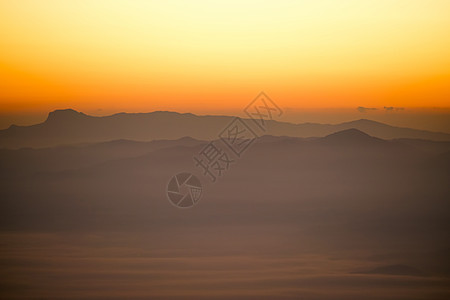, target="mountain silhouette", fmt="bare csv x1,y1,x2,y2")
1,109,449,148
0,136,203,178
319,128,386,146
45,109,90,123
